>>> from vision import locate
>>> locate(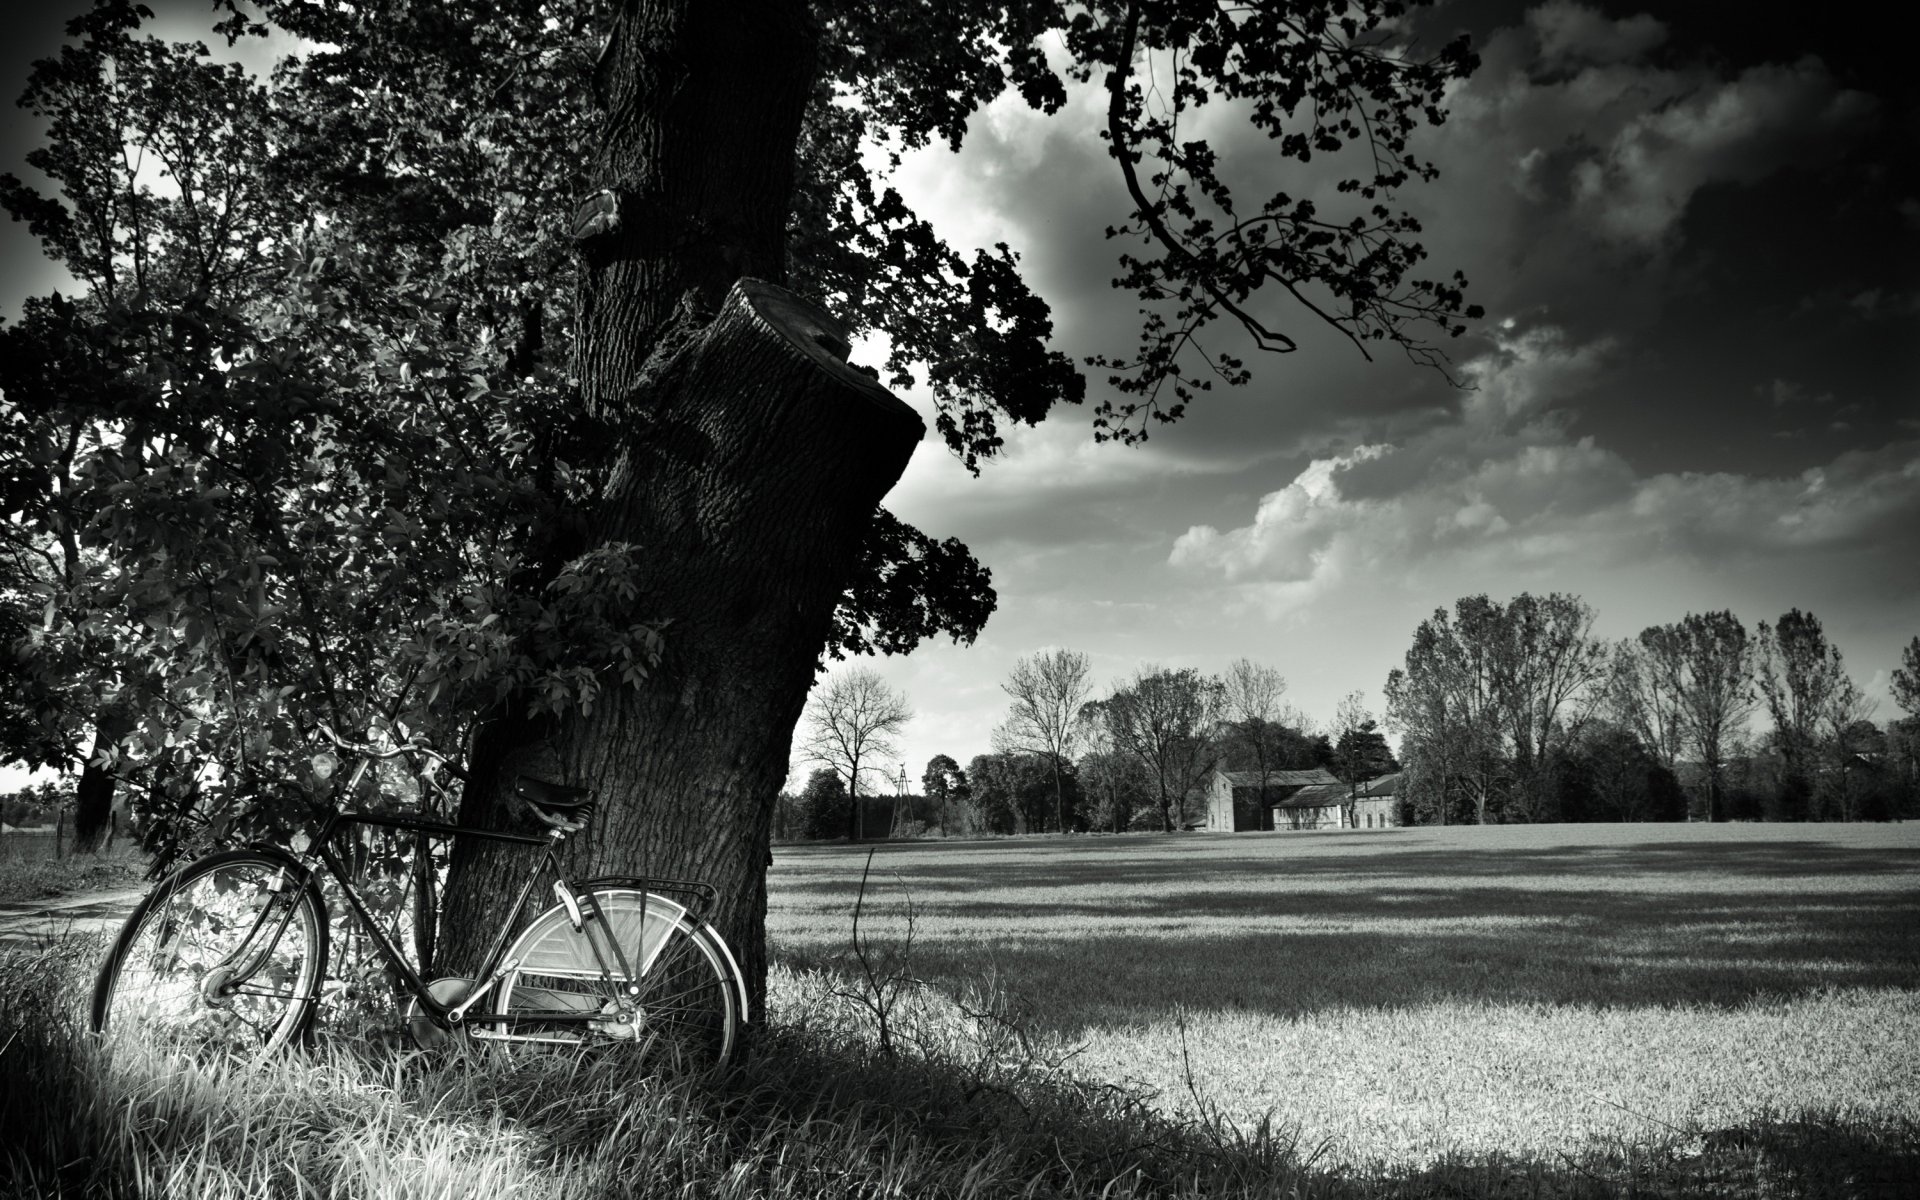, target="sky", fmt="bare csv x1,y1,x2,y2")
2,2,1915,795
